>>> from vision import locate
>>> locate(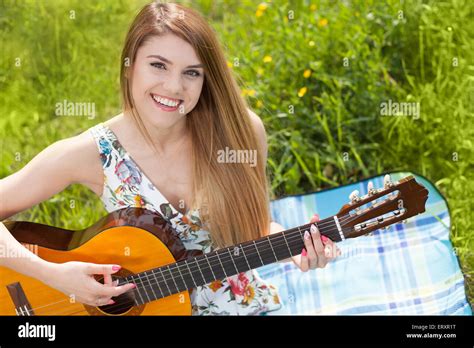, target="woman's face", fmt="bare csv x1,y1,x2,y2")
130,33,205,129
